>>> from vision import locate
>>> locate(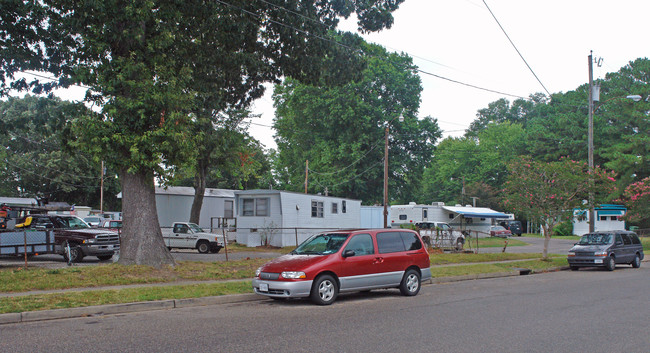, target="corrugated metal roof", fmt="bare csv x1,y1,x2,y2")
234,189,360,201
0,197,38,207
155,186,235,198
